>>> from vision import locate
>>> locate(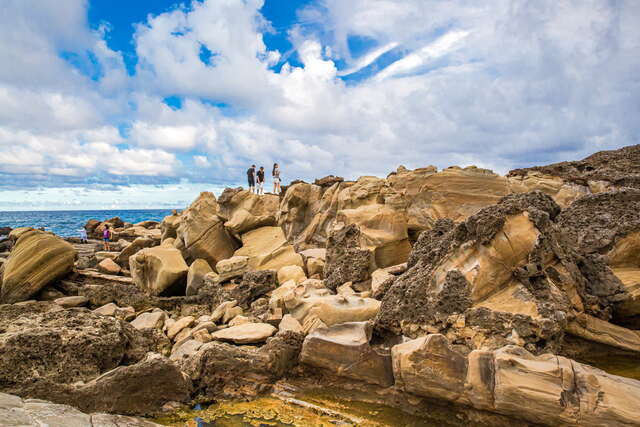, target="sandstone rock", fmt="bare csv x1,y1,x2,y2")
306,257,325,278
167,316,195,340
228,315,251,327
0,303,157,399
182,332,303,400
129,246,188,296
278,314,303,333
186,259,213,296
215,255,249,283
97,258,122,275
1,230,75,303
371,268,394,294
174,192,239,267
130,311,166,330
391,334,640,426
211,300,238,323
160,211,181,241
54,296,88,308
66,353,191,416
210,322,276,344
392,334,467,401
375,192,599,353
173,326,193,343
234,226,304,271
277,265,307,284
115,237,156,268
94,302,120,316
566,313,640,353
324,224,373,291
222,306,243,324
300,248,326,261
192,329,212,343
95,251,118,262
170,339,203,361
119,226,161,241
37,286,65,301
301,322,393,387
217,188,280,237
